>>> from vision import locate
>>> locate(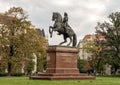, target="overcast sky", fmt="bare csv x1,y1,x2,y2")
0,0,120,45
